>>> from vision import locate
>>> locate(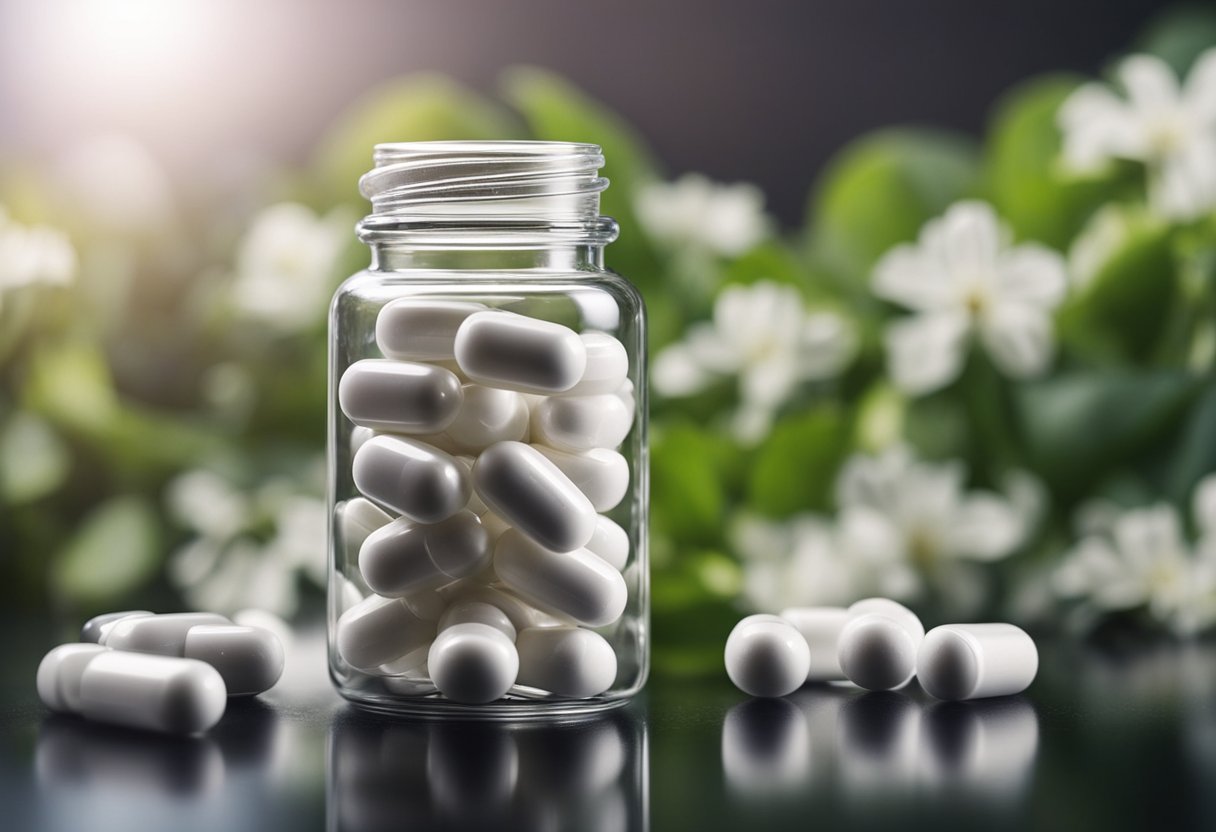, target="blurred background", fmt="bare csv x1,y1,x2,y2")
2,0,1214,677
